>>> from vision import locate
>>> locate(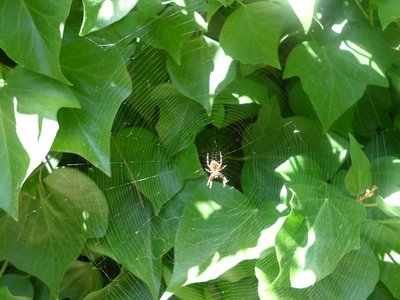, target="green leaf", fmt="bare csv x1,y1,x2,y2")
345,134,372,195
288,0,316,33
380,261,400,299
112,127,184,214
0,274,33,298
52,38,132,175
0,0,71,83
0,287,30,300
242,100,348,201
151,84,208,156
220,2,287,68
284,41,388,131
59,261,103,300
137,5,199,64
0,168,108,294
372,0,400,29
261,243,379,300
371,156,400,197
164,187,281,297
80,0,140,35
0,67,80,220
166,36,233,113
275,156,366,288
85,270,153,300
92,182,163,298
